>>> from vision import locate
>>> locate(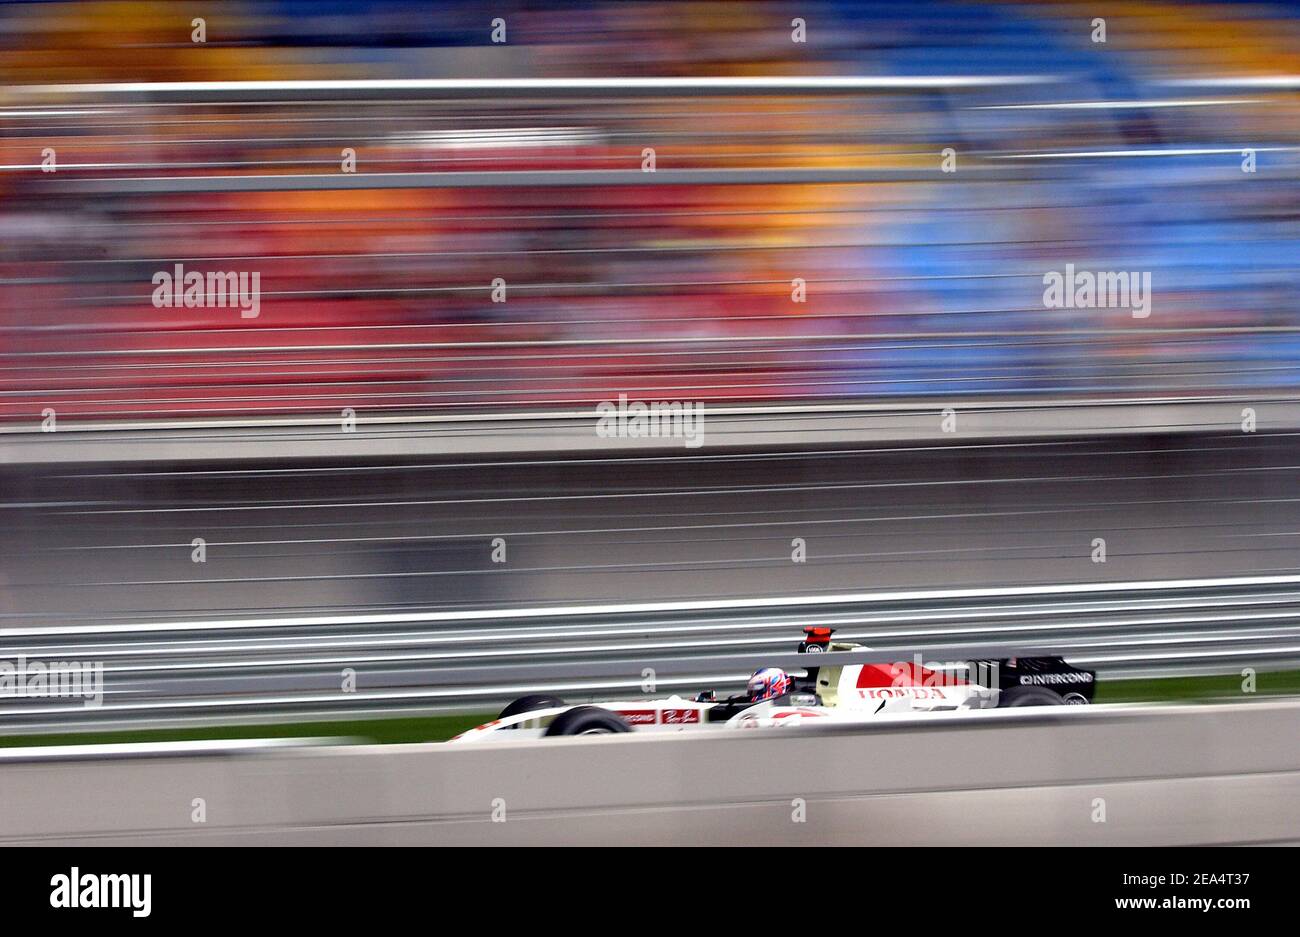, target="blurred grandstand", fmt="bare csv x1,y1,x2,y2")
1,0,1297,423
